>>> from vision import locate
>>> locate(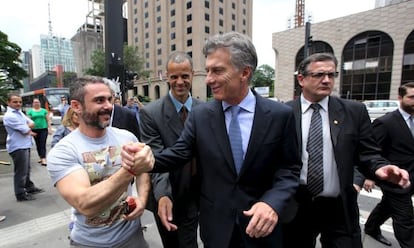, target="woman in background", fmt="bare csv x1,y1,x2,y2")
51,107,79,148
27,98,51,166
